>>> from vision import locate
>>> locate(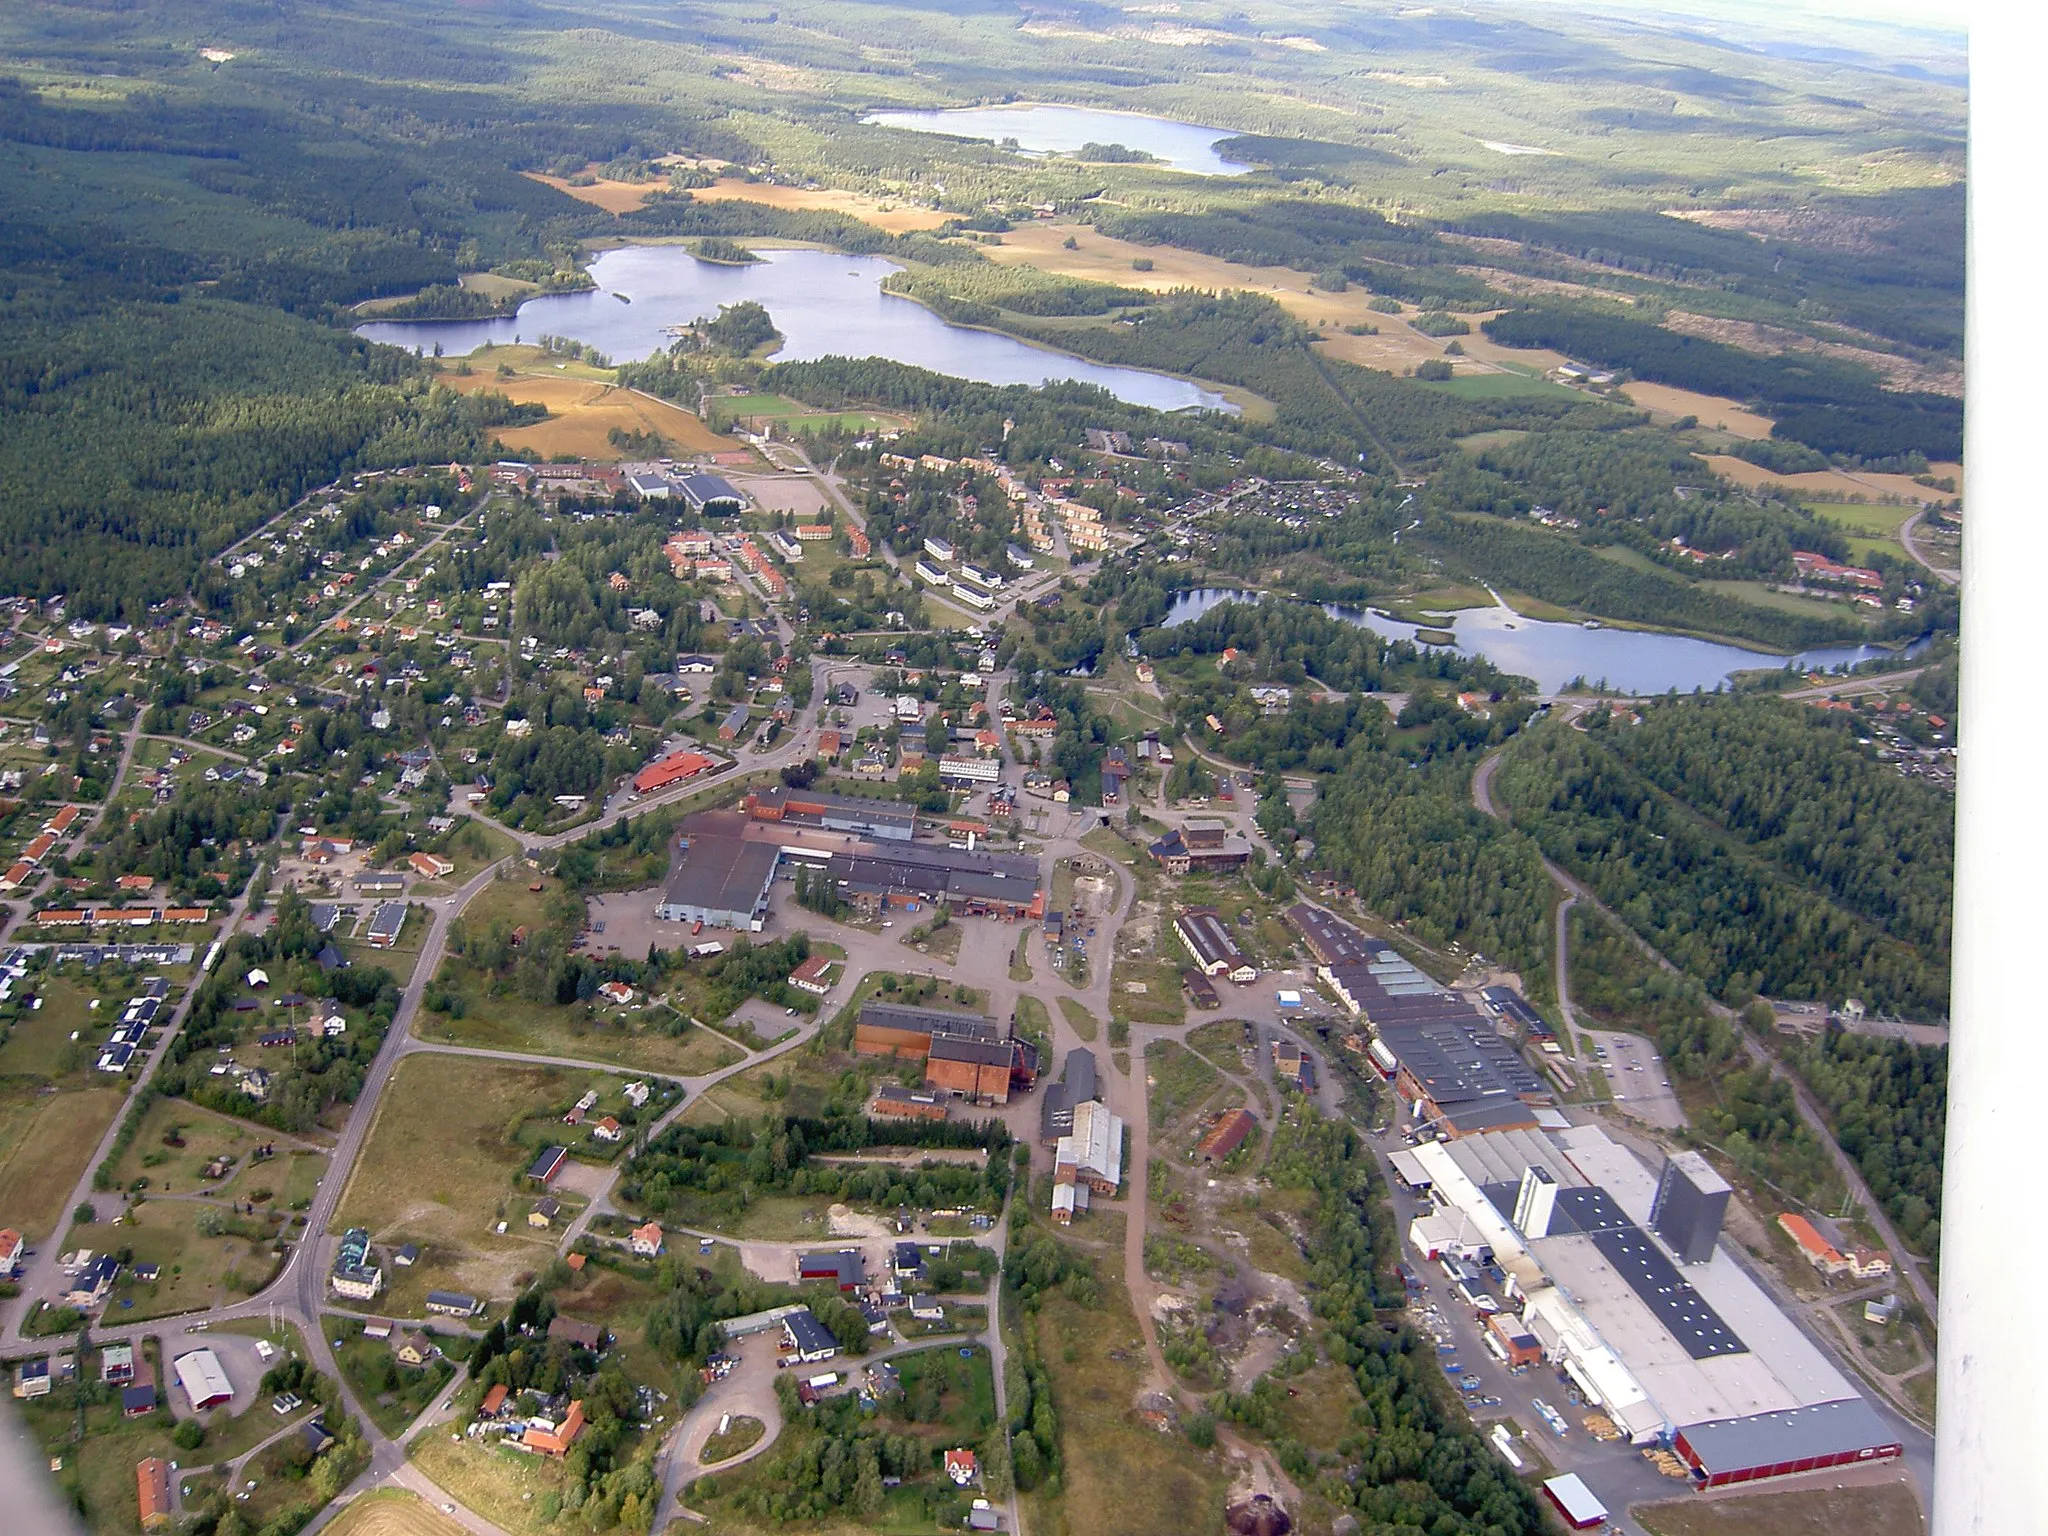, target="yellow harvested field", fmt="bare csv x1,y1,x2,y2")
987,222,1496,373
1698,454,1962,505
0,1086,125,1240
1621,382,1775,440
323,1491,469,1536
521,171,664,214
437,369,737,460
686,178,955,233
